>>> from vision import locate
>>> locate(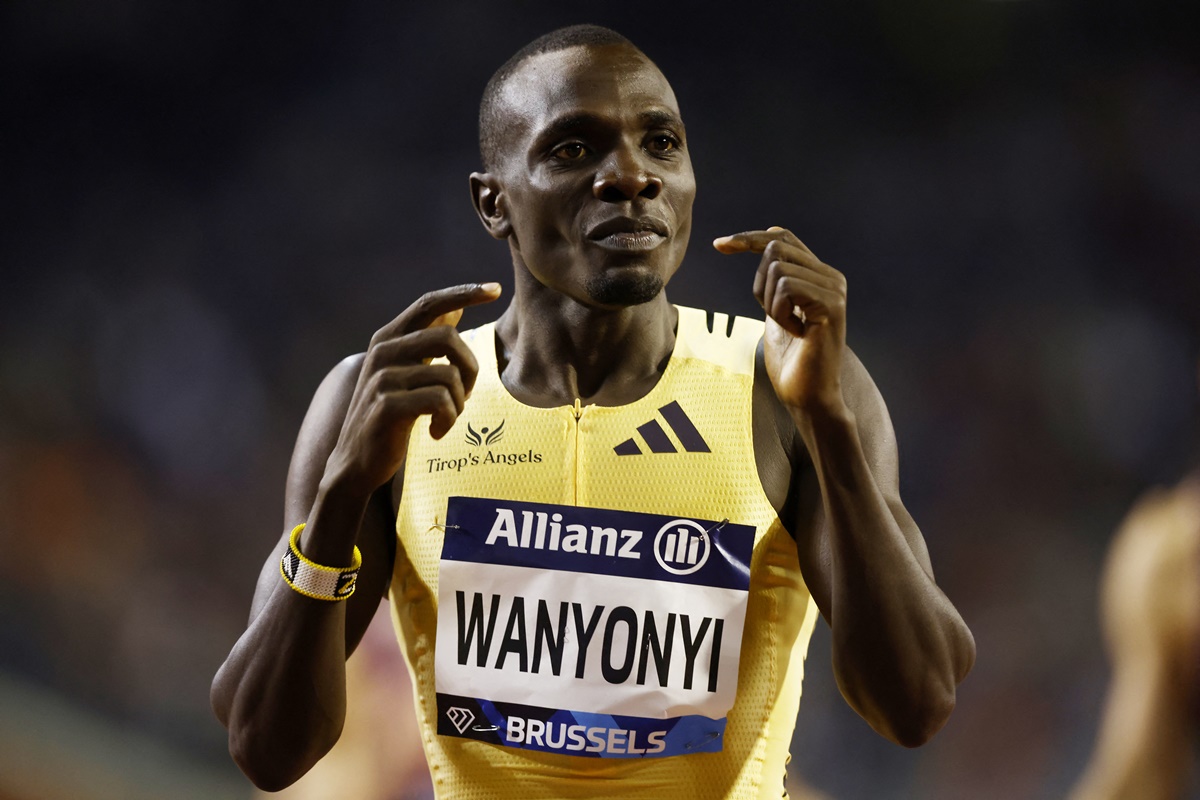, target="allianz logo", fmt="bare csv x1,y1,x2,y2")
484,506,716,573
653,519,715,576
